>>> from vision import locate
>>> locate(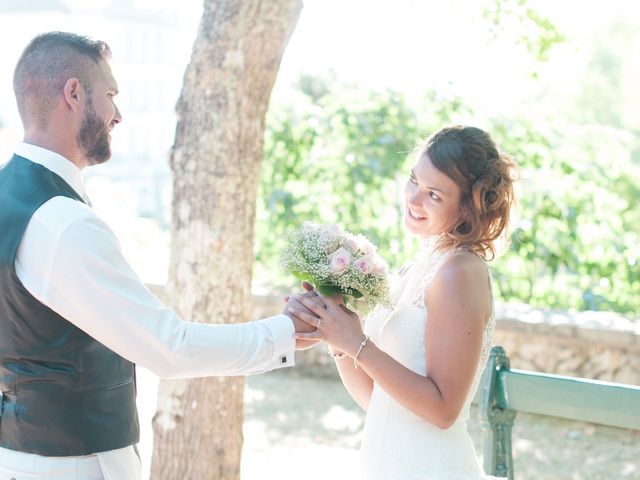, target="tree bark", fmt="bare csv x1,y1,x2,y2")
150,1,302,478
